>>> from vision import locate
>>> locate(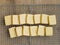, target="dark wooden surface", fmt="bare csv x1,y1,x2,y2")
0,0,60,5
0,0,60,45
